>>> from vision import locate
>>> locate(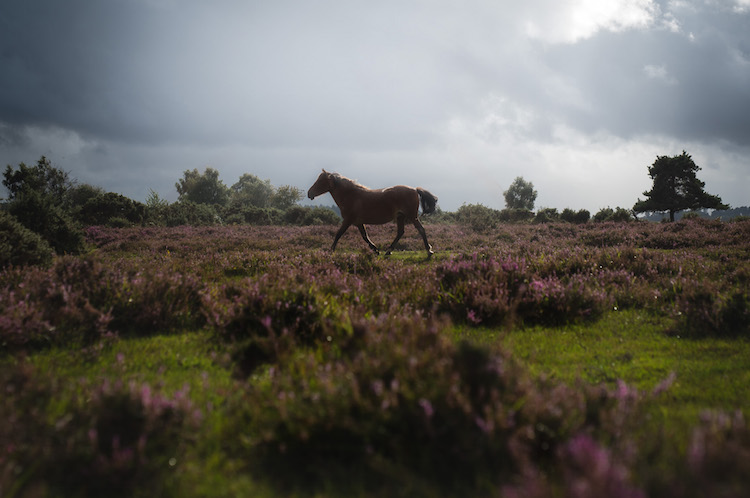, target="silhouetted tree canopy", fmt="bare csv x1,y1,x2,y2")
633,151,728,222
